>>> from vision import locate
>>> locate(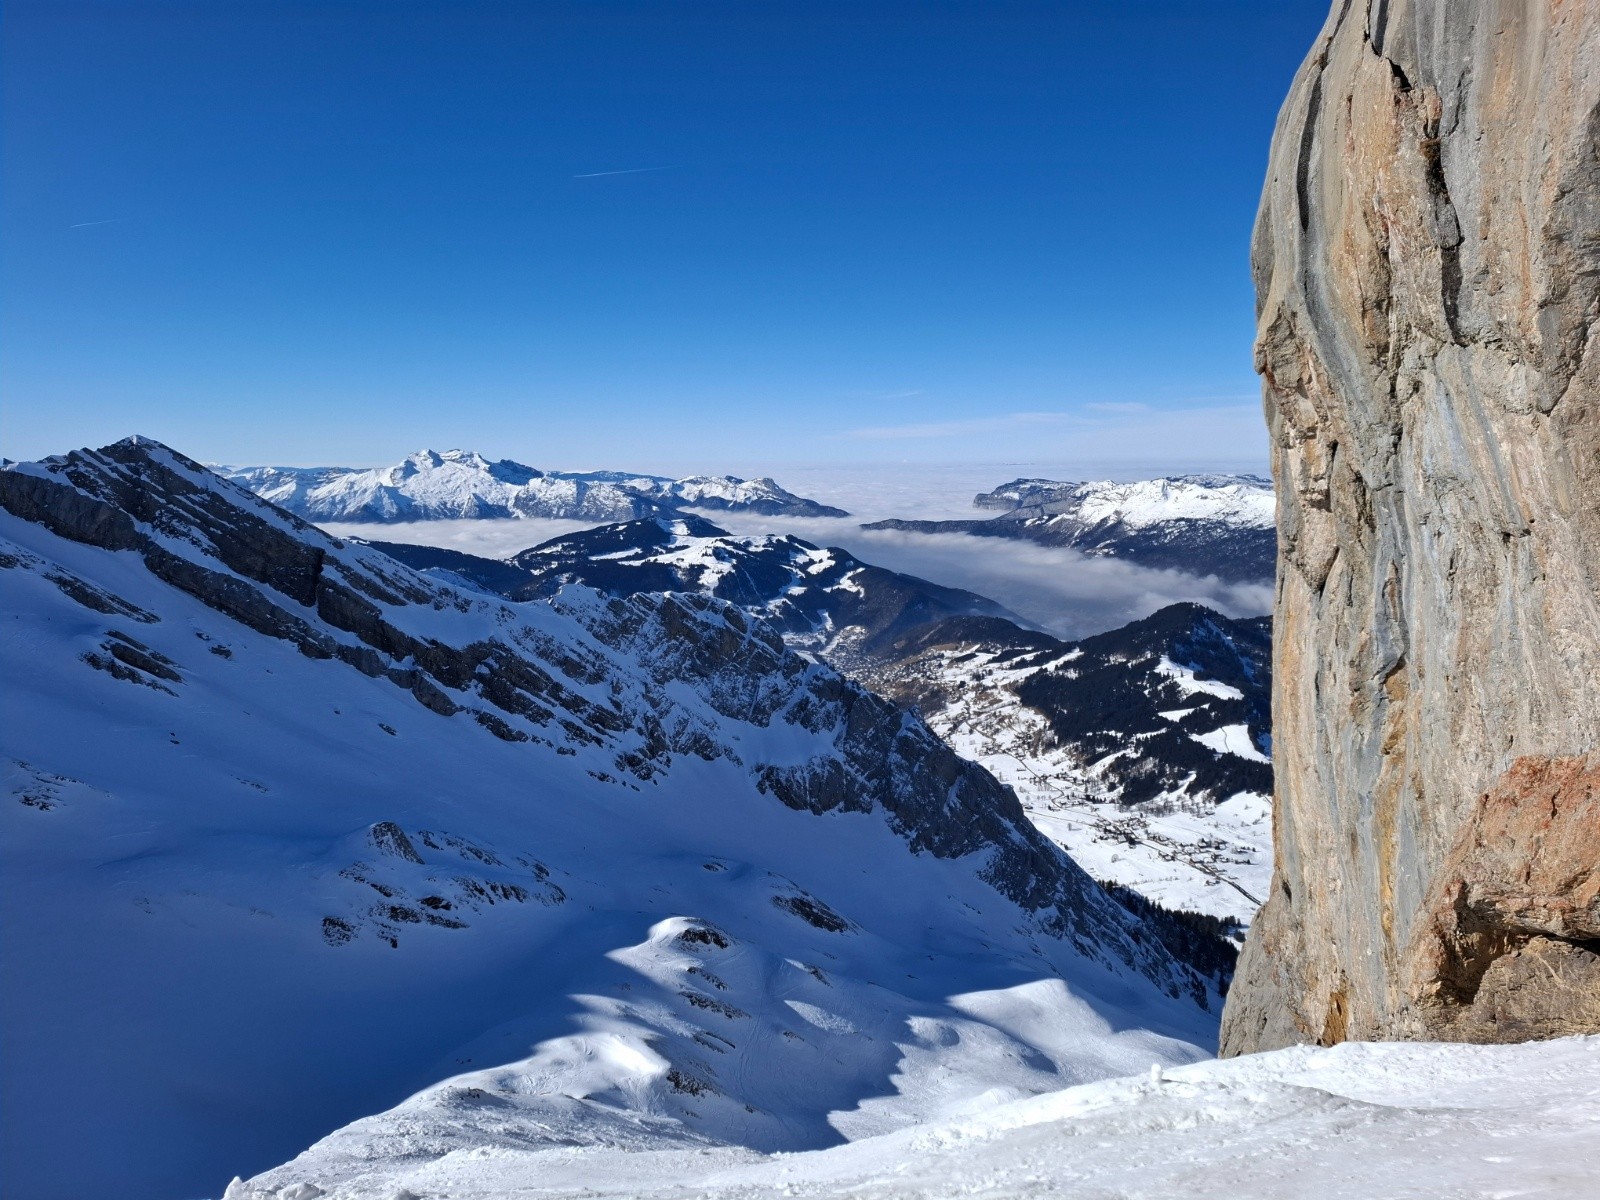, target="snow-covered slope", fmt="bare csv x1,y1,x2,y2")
864,474,1276,583
0,438,1212,1200
369,521,1273,929
220,449,849,523
629,473,849,517
973,475,1275,527
230,1035,1600,1199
